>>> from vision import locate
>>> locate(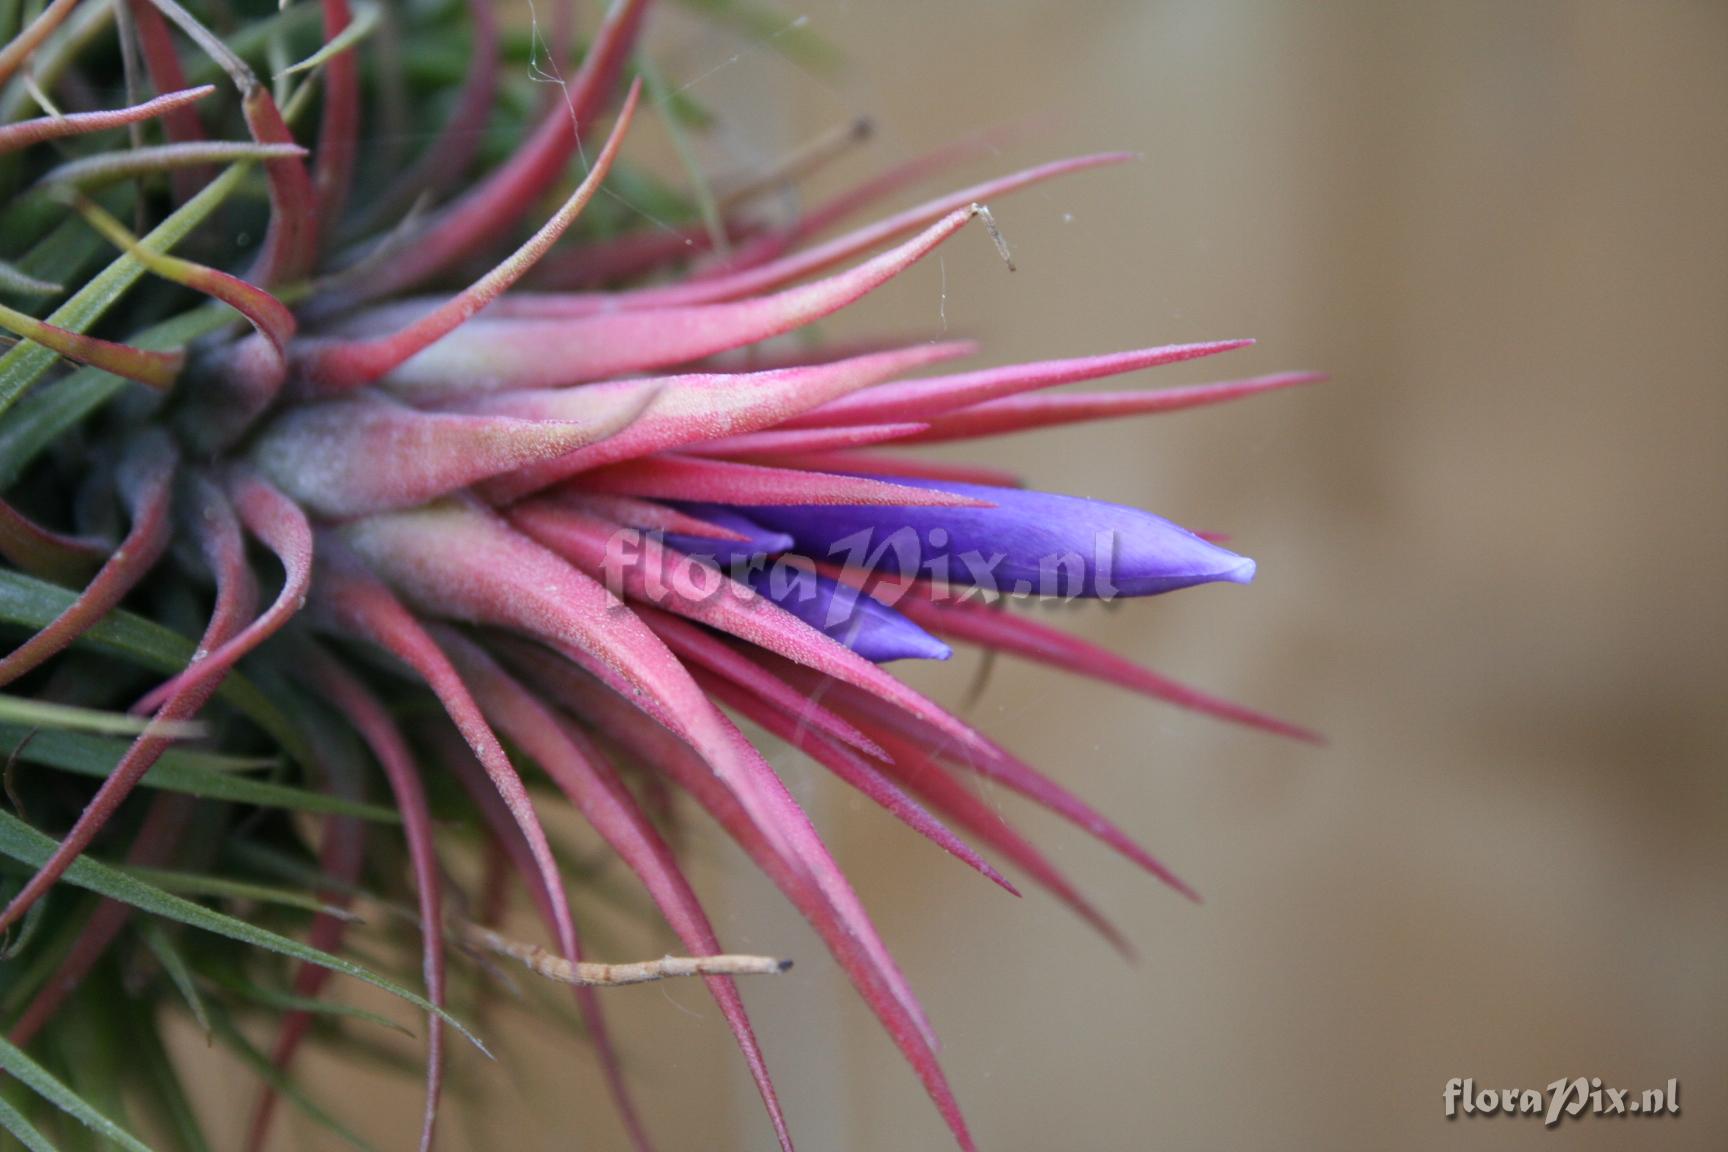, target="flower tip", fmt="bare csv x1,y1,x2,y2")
1112,524,1259,597
1220,555,1256,585
887,633,953,663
